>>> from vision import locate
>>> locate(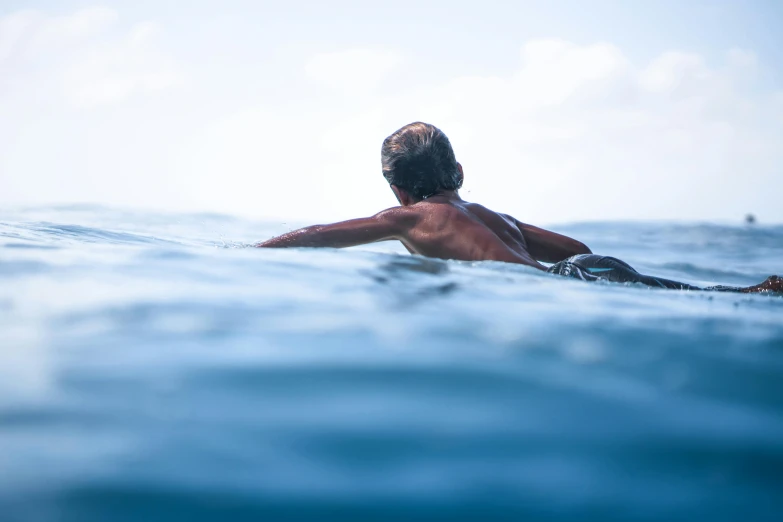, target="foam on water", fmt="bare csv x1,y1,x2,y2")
1,206,782,521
